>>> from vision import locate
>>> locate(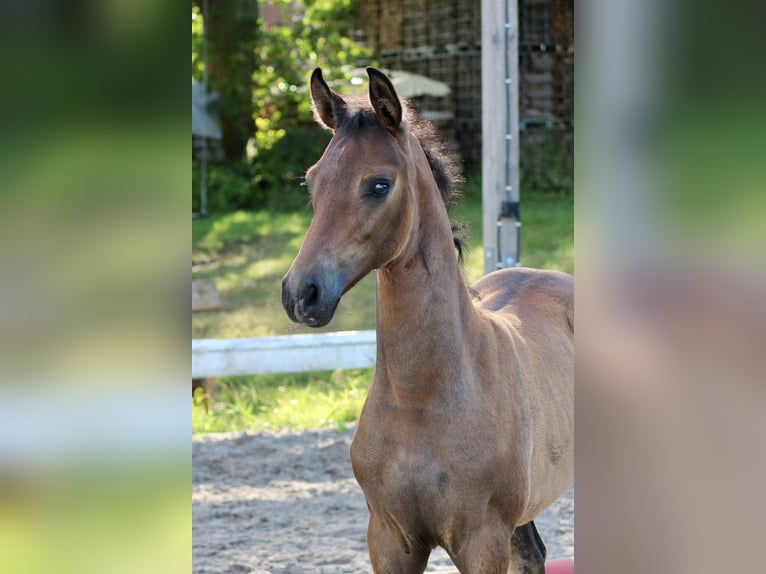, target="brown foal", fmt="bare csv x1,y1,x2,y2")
282,67,573,574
